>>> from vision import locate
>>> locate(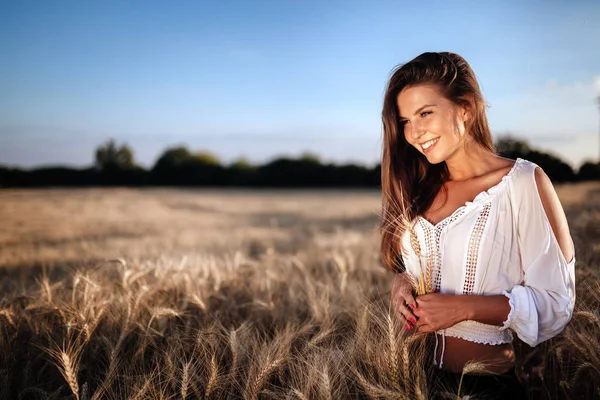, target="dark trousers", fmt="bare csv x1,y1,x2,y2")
431,367,529,399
